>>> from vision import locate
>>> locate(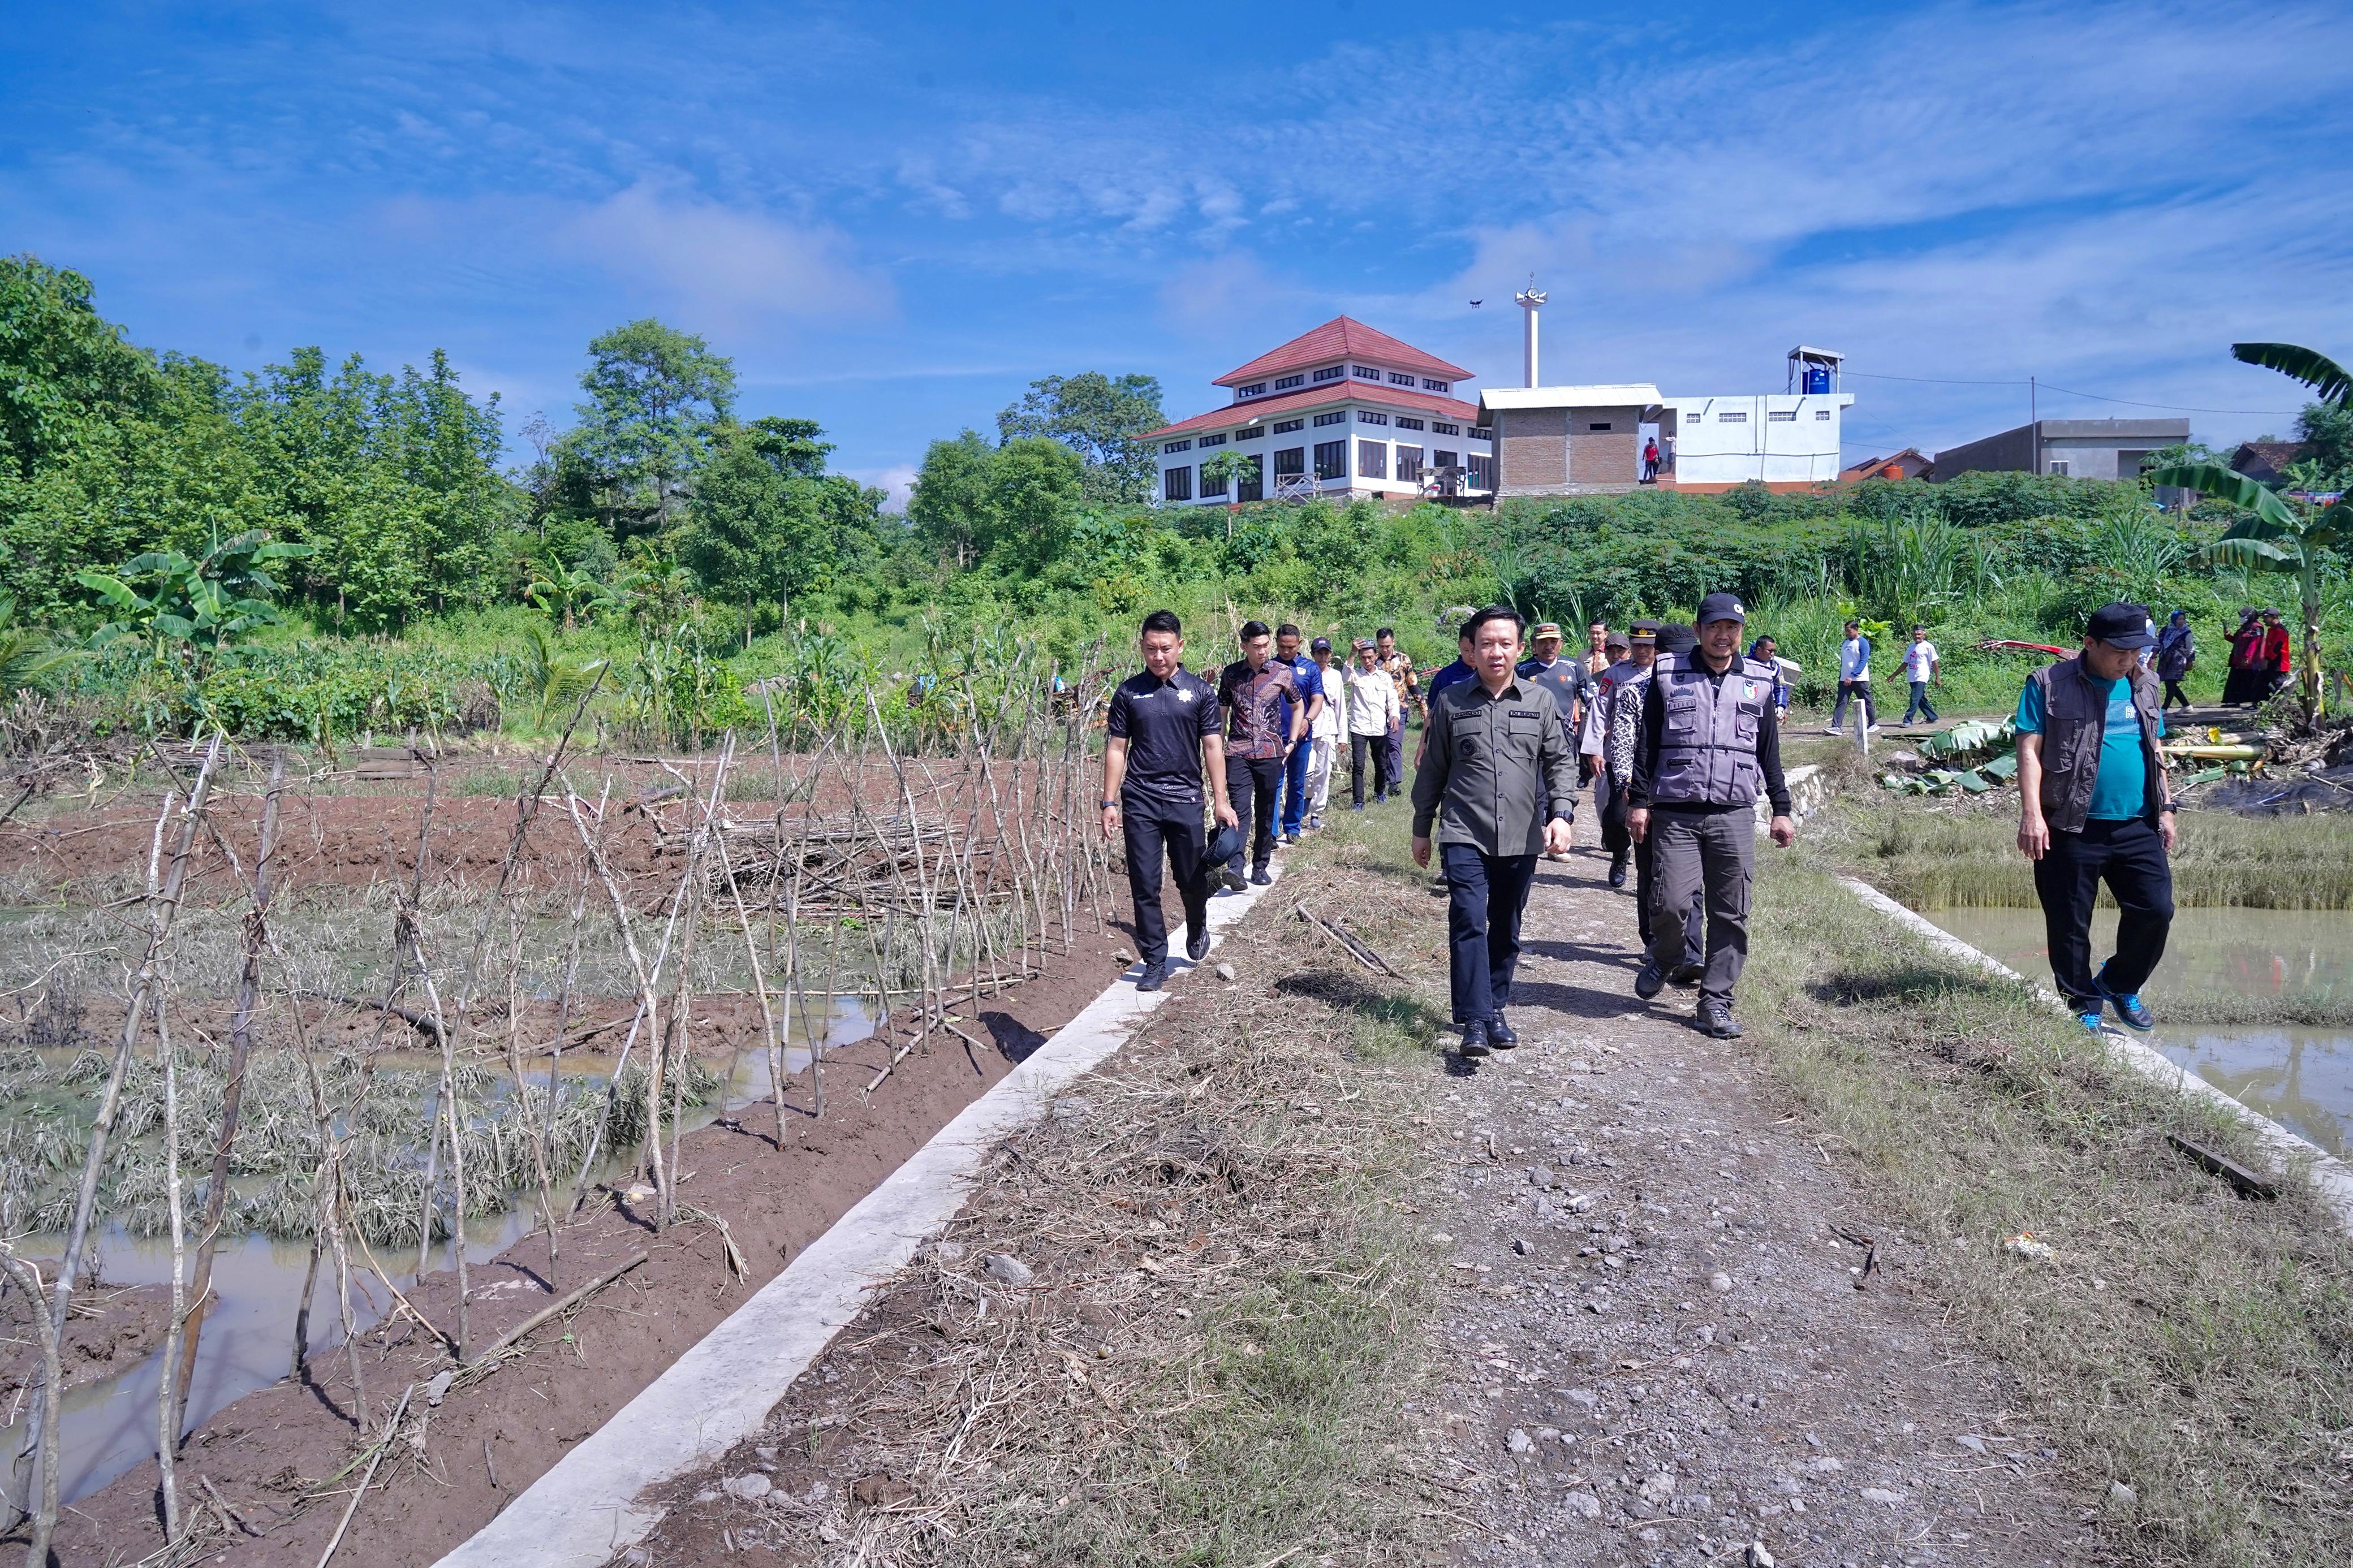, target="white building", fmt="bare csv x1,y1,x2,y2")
1145,317,1493,506
1662,351,1852,489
